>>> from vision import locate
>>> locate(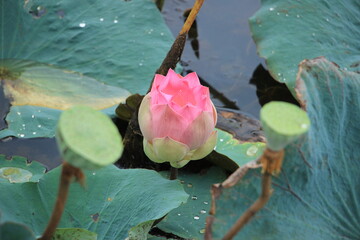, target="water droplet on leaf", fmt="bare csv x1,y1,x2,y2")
246,145,258,156
79,22,86,28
